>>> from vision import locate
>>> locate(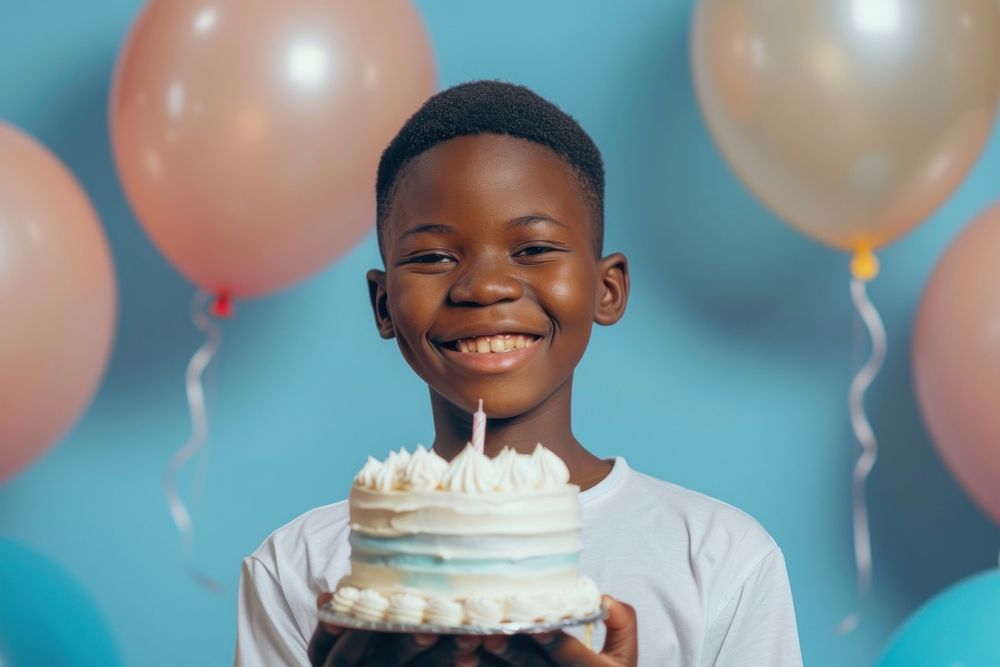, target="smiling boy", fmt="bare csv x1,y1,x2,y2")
235,81,802,666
